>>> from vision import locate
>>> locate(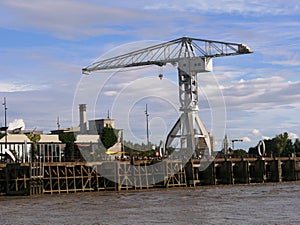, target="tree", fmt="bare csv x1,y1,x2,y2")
59,133,76,161
26,133,41,160
294,138,300,156
101,126,117,149
232,149,247,157
0,133,5,140
264,139,278,156
273,132,294,156
248,132,296,157
248,146,258,155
